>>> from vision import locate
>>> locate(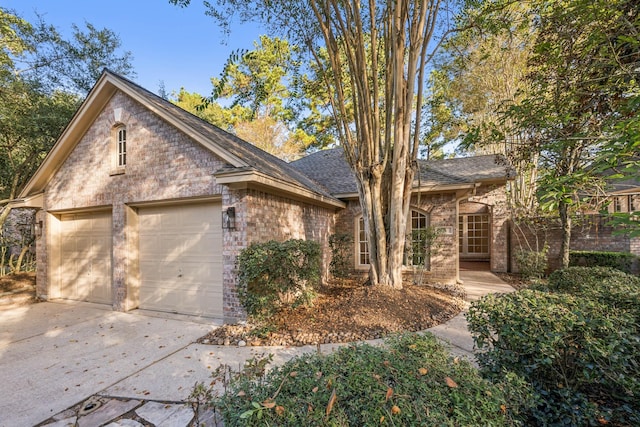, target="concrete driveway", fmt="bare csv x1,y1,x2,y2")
0,301,213,427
